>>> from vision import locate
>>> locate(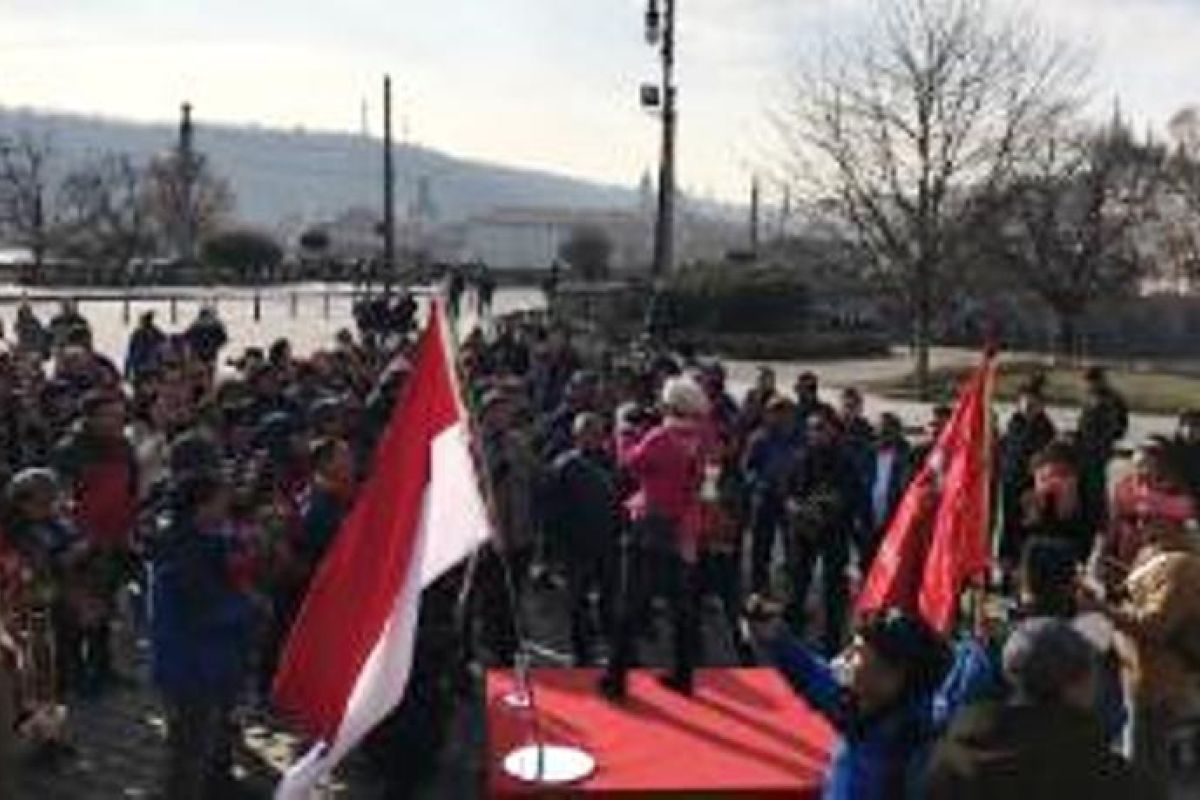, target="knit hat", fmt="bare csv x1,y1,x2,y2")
857,609,951,699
